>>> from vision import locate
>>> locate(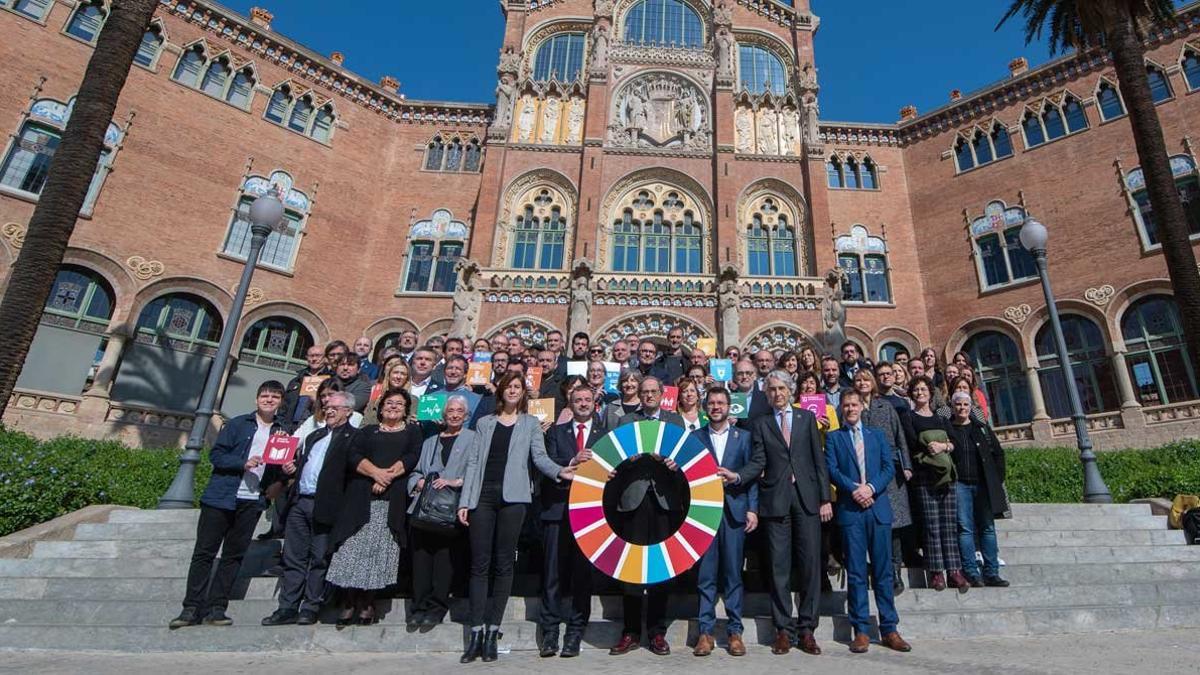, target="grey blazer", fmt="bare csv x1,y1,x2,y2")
459,413,564,510
406,429,477,514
